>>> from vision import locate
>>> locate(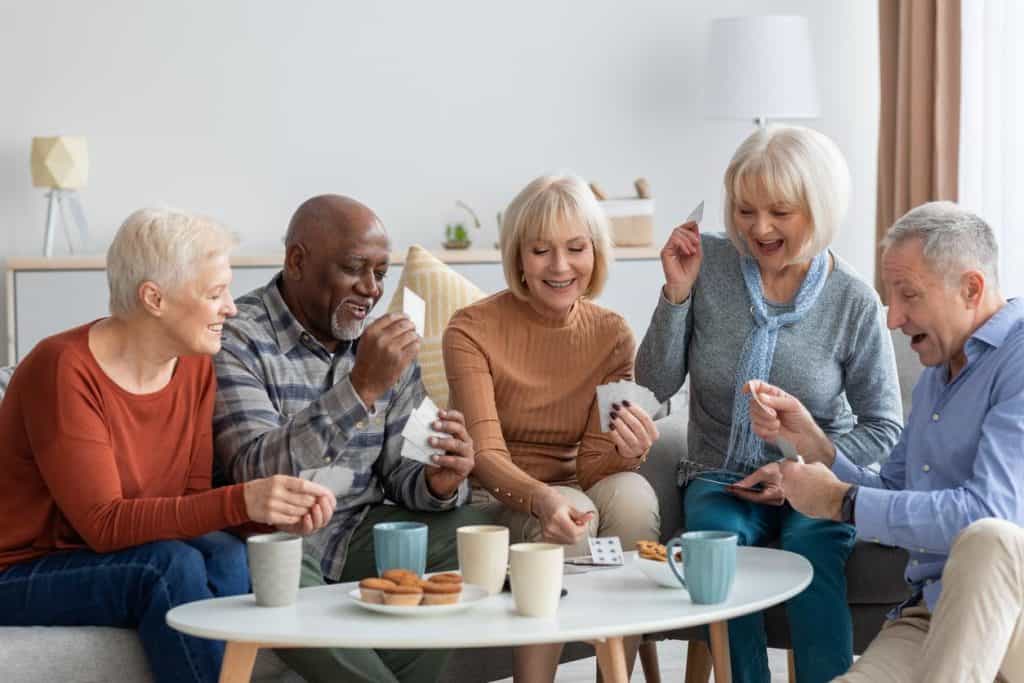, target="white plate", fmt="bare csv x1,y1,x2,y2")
347,583,490,616
634,556,685,589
